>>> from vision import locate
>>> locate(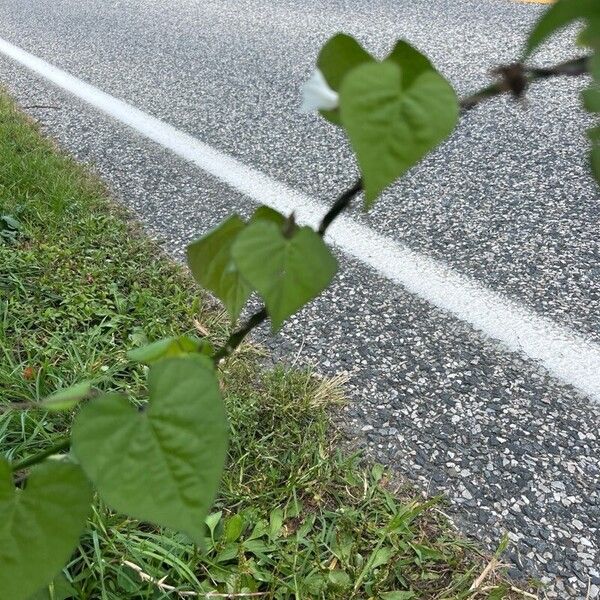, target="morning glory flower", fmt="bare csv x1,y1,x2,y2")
300,69,339,113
